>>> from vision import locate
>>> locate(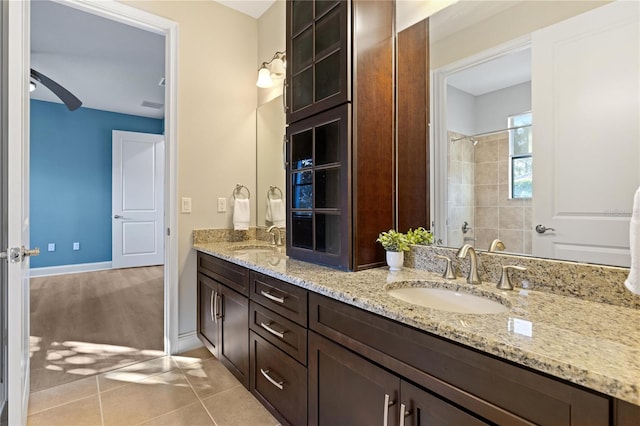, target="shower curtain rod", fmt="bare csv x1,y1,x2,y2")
450,124,532,143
